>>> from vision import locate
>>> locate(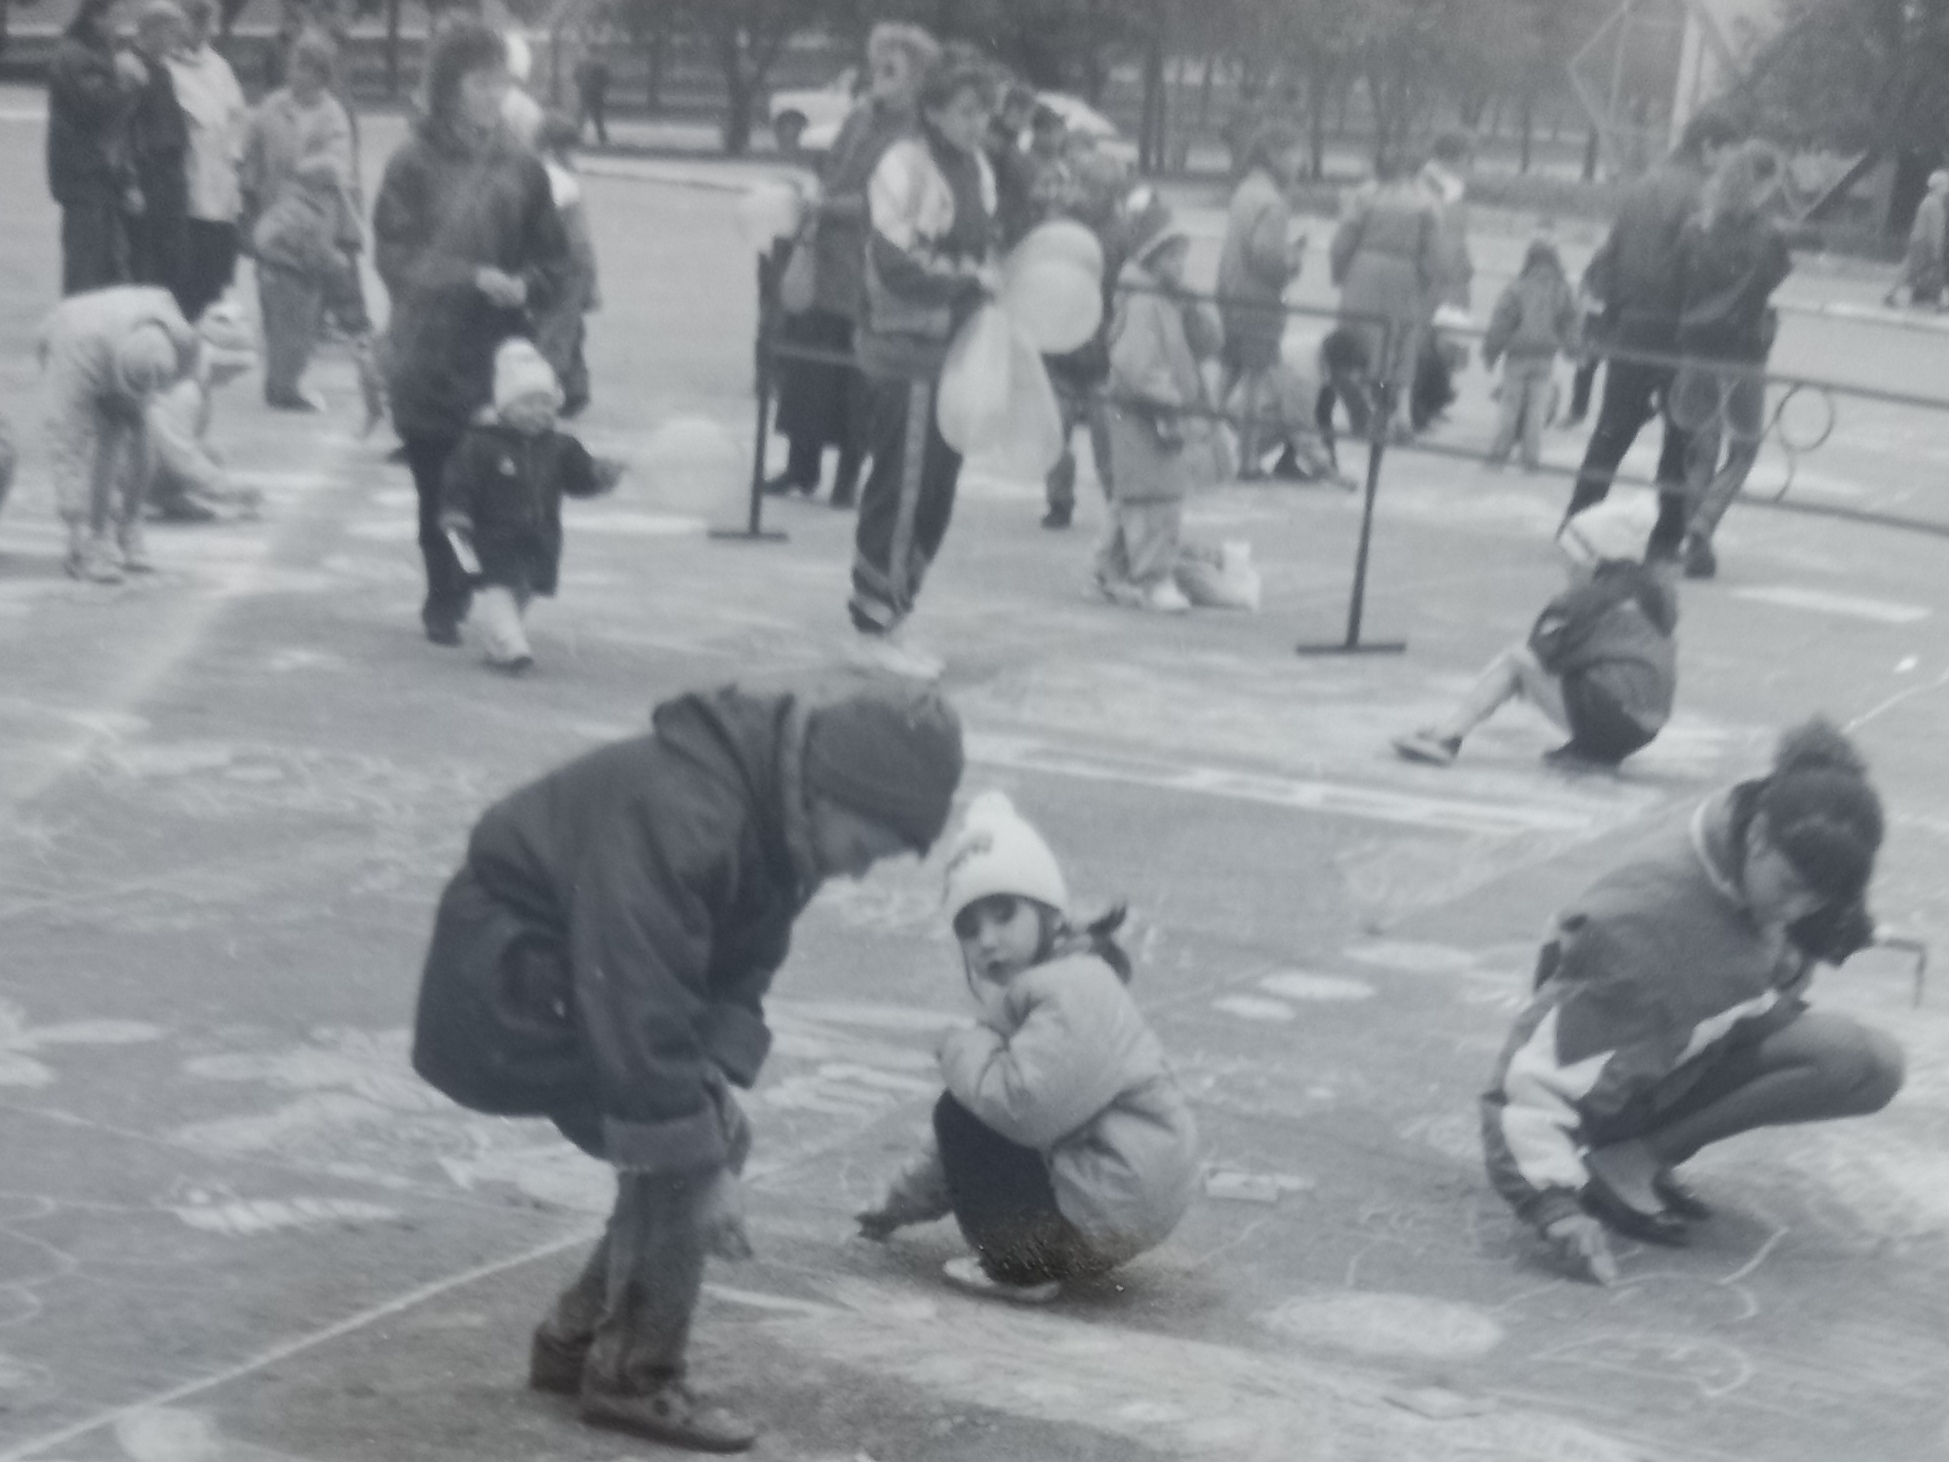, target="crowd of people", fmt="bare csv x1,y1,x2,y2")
9,11,1918,1456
